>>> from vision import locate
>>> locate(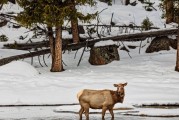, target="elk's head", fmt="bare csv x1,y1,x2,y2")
114,82,127,100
